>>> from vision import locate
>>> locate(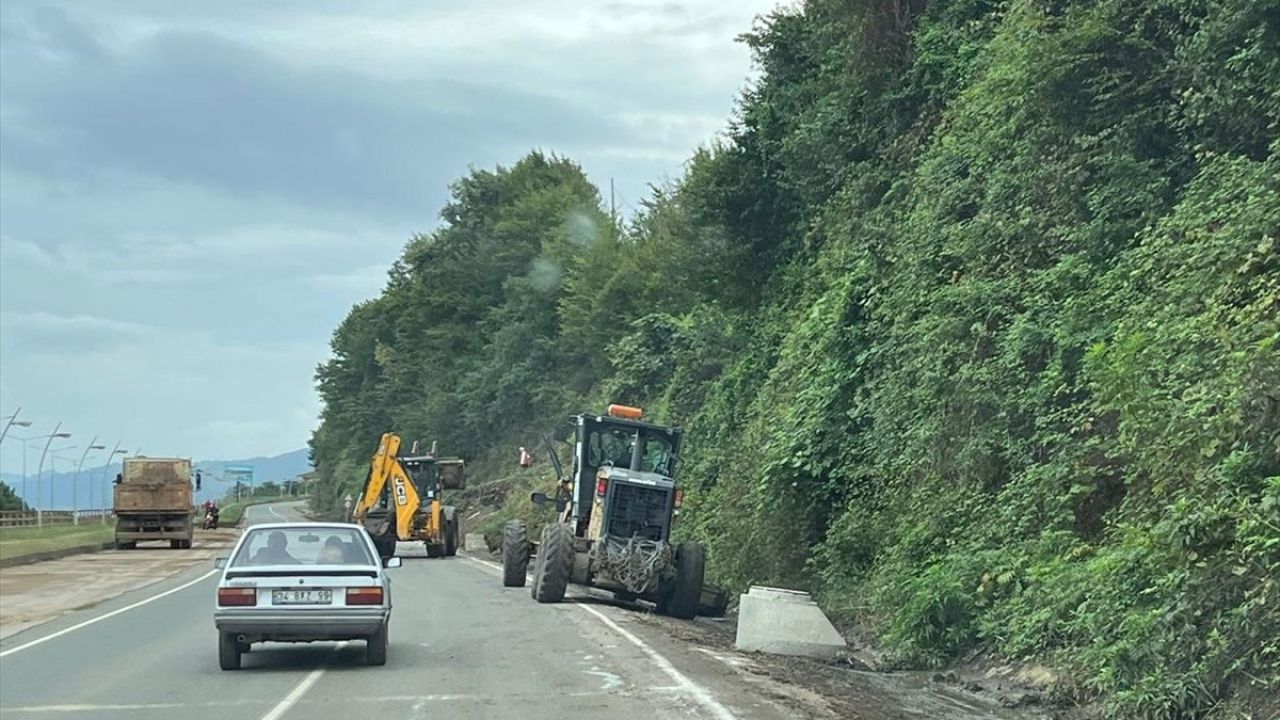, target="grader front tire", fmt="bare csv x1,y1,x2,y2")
532,523,572,604
502,520,529,587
